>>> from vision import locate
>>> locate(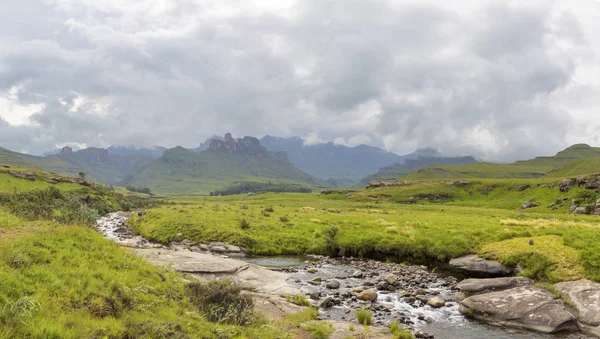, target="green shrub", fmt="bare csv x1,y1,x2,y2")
186,280,254,326
239,219,251,230
355,309,372,325
280,215,290,223
264,206,274,213
325,225,340,256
